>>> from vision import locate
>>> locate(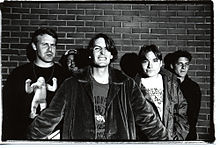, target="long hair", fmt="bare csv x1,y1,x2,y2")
87,33,118,63
137,44,162,77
